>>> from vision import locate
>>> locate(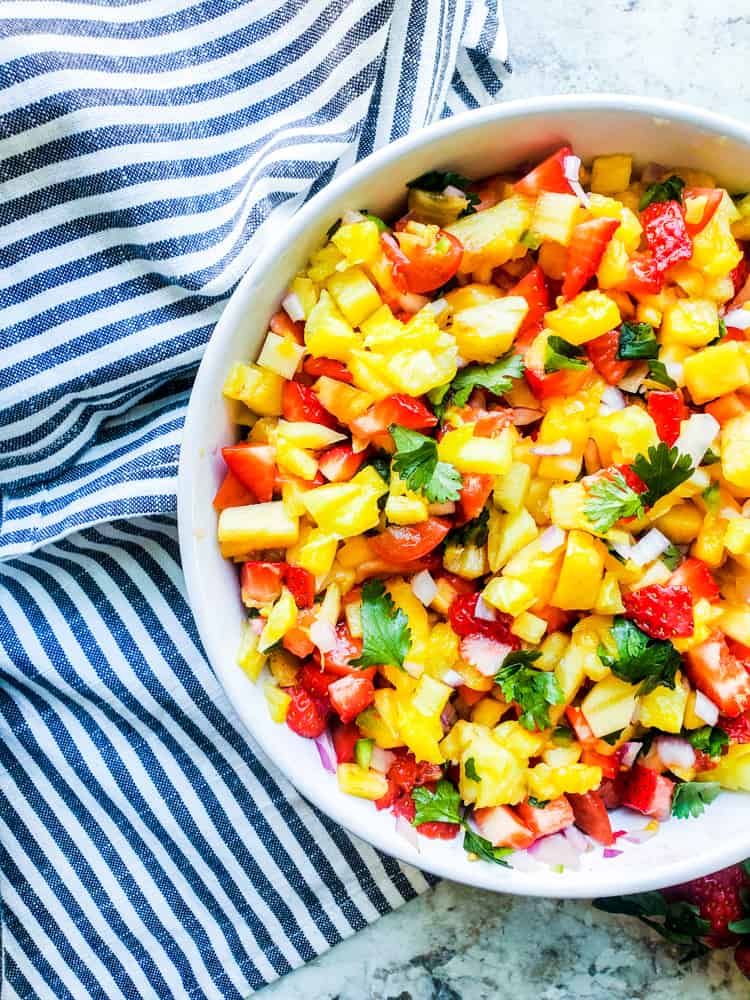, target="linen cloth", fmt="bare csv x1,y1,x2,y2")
0,3,508,997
